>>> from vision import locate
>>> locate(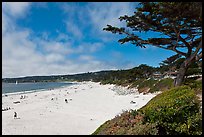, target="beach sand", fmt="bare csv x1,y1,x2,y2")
2,81,159,135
